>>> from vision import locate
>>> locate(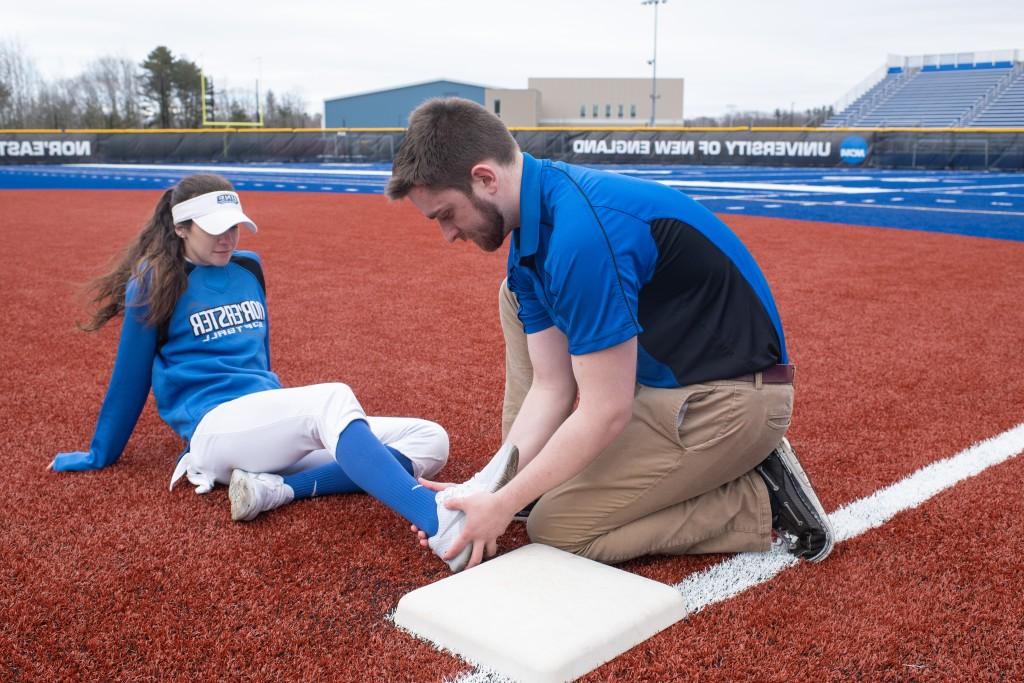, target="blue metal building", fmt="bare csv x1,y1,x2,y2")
324,80,486,128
